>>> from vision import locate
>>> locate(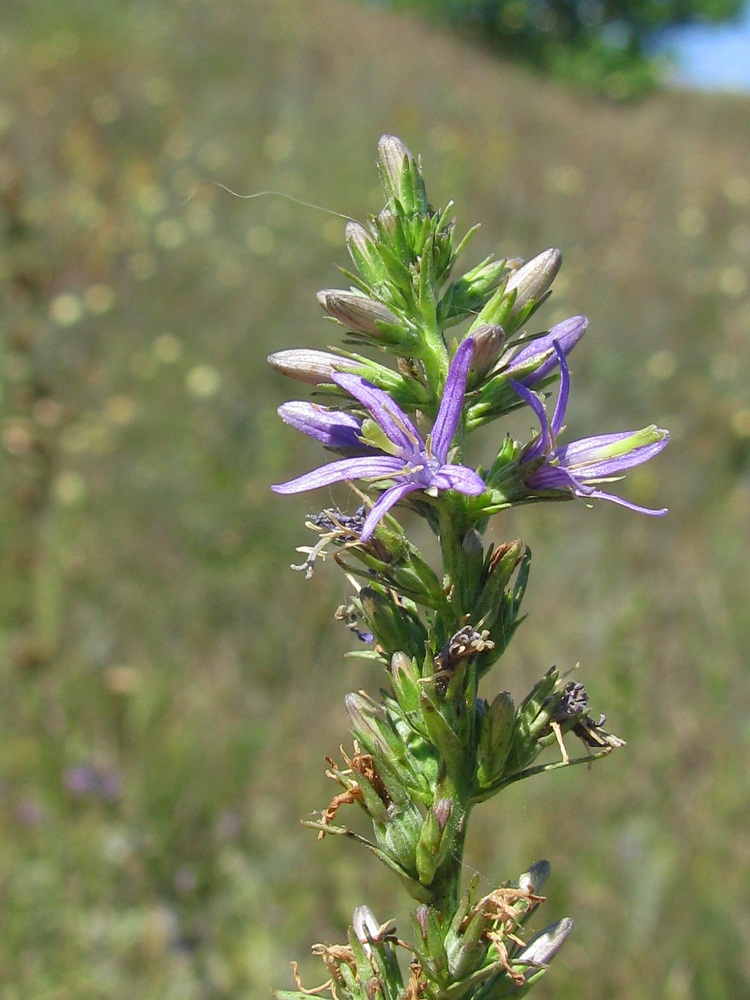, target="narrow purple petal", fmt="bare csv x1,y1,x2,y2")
332,372,420,455
528,458,668,515
360,482,420,540
511,379,552,457
527,464,579,493
278,401,366,451
556,431,669,478
431,464,486,496
549,342,569,438
584,488,668,516
431,338,474,461
273,455,403,494
511,316,588,385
